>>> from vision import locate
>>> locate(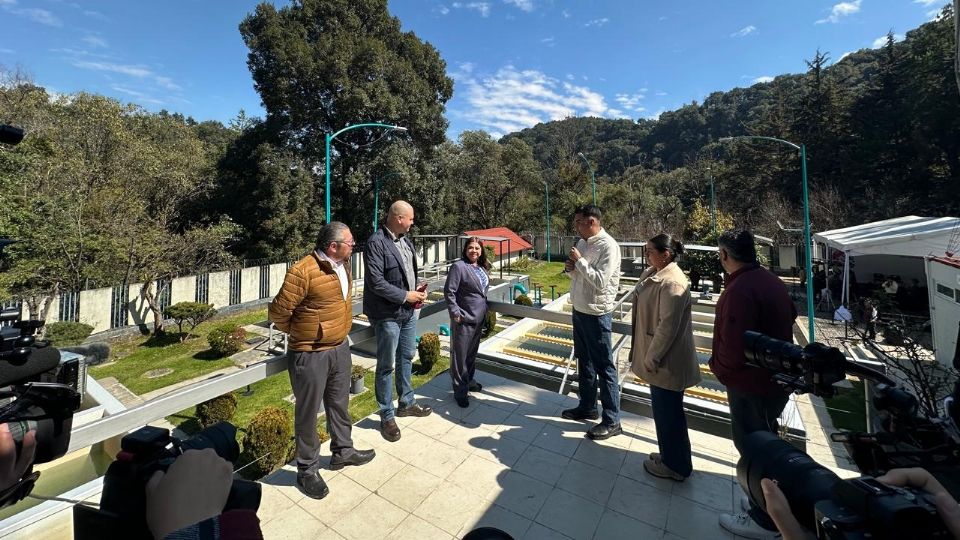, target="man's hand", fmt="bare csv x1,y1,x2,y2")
761,478,809,540
877,468,960,539
405,290,427,304
0,423,36,491
569,247,582,263
145,449,233,540
564,259,575,272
